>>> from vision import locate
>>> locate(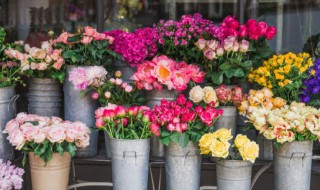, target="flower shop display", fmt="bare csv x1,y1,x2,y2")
0,28,23,161
300,58,320,105
248,52,313,102
197,16,276,85
150,94,222,190
94,104,152,190
0,159,24,190
199,129,261,190
4,113,90,190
